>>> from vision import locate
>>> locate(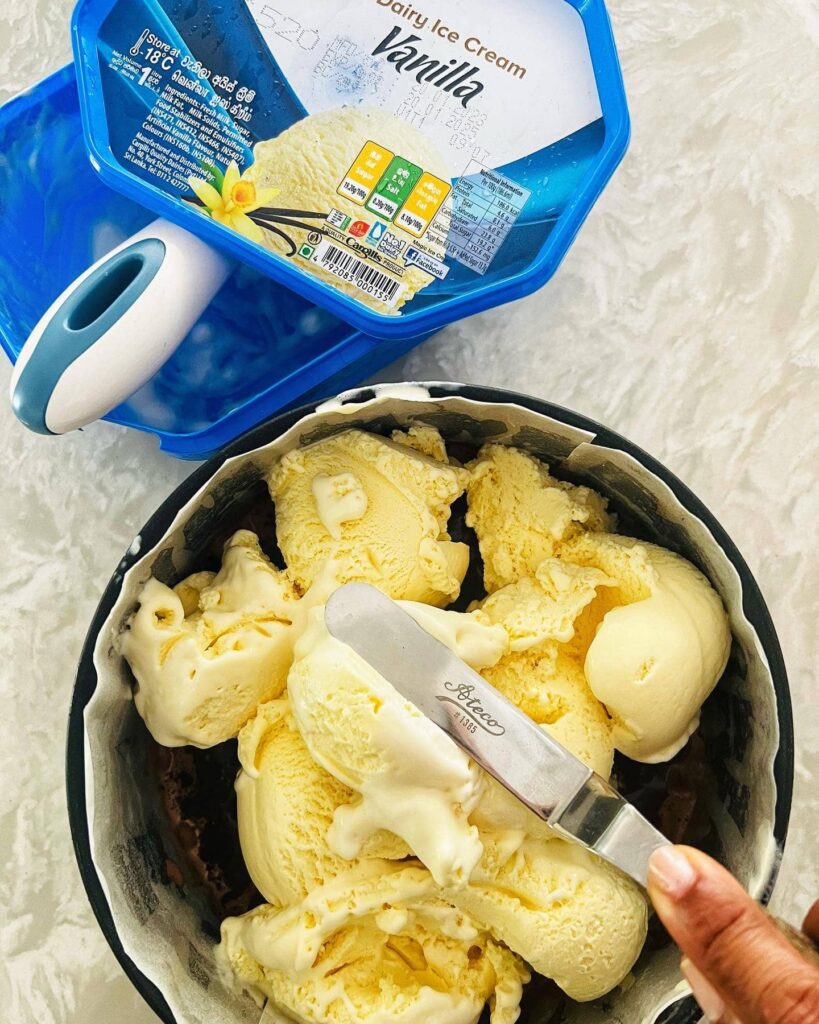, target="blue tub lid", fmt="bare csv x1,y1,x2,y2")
72,0,629,340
